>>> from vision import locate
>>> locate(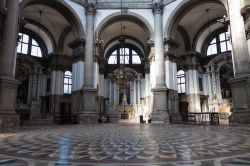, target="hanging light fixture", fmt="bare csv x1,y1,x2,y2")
108,0,136,86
